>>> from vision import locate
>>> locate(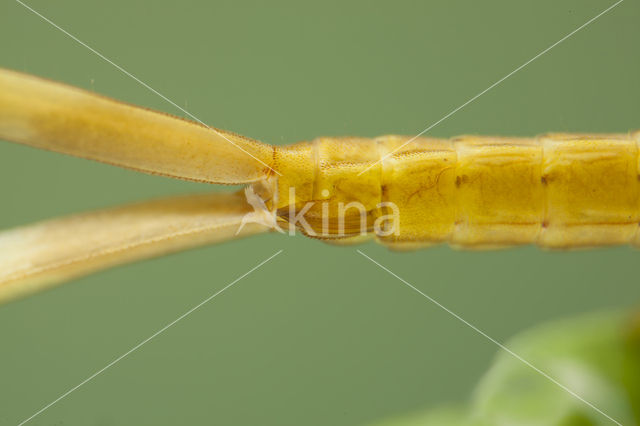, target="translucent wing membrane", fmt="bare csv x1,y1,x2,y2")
0,192,271,303
0,68,275,184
